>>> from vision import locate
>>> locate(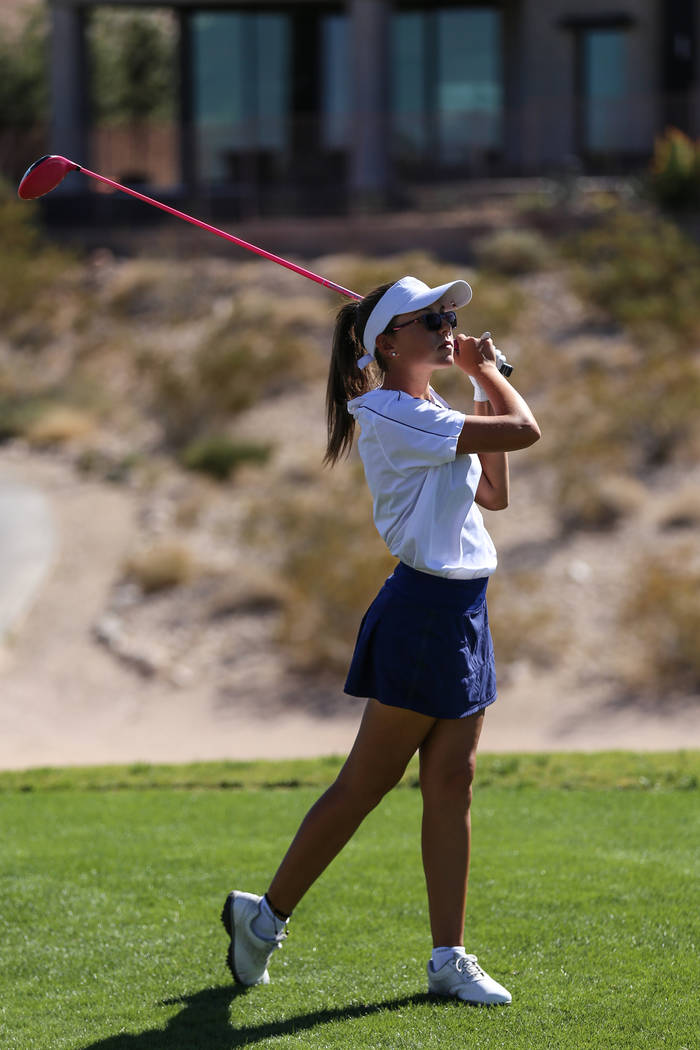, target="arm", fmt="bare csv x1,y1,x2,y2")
473,400,509,510
454,334,541,455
